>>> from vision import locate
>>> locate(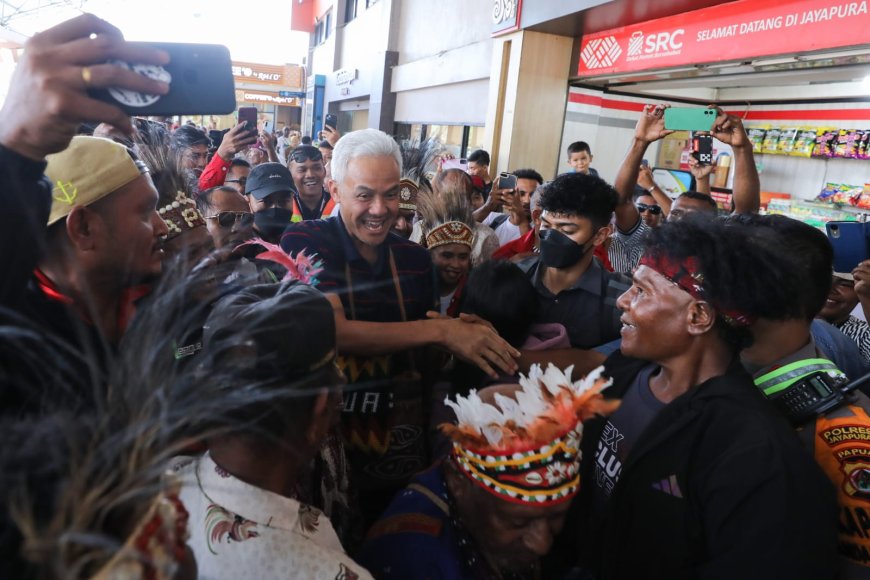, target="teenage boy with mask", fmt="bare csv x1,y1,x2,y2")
243,162,297,243
518,173,630,350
